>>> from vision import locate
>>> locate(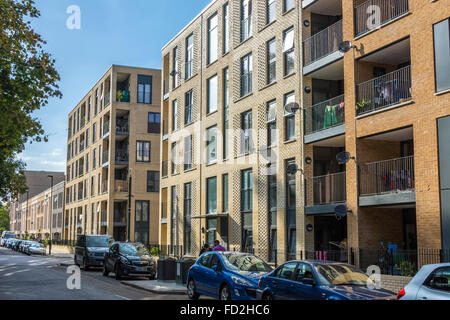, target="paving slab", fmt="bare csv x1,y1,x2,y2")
121,280,186,295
